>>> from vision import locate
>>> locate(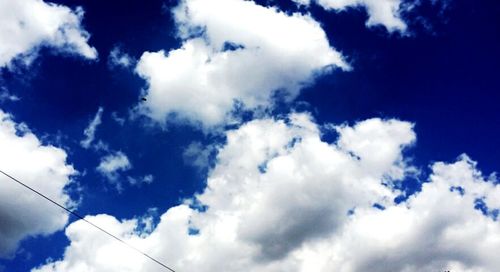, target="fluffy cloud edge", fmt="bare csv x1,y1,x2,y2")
0,0,97,68
135,0,349,129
